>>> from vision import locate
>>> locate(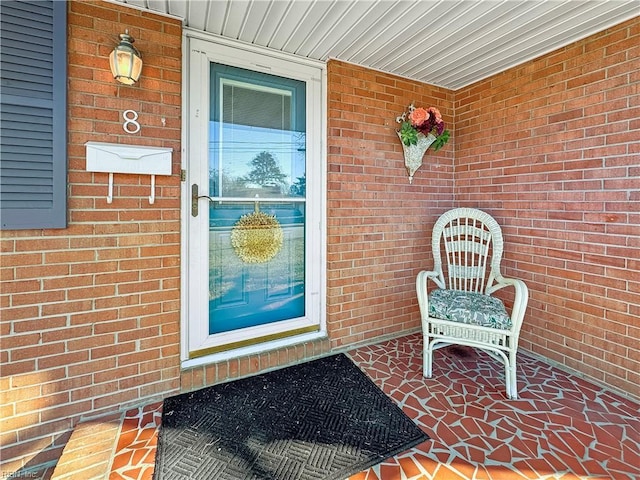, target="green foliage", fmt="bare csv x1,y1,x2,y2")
431,130,450,151
399,121,418,146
